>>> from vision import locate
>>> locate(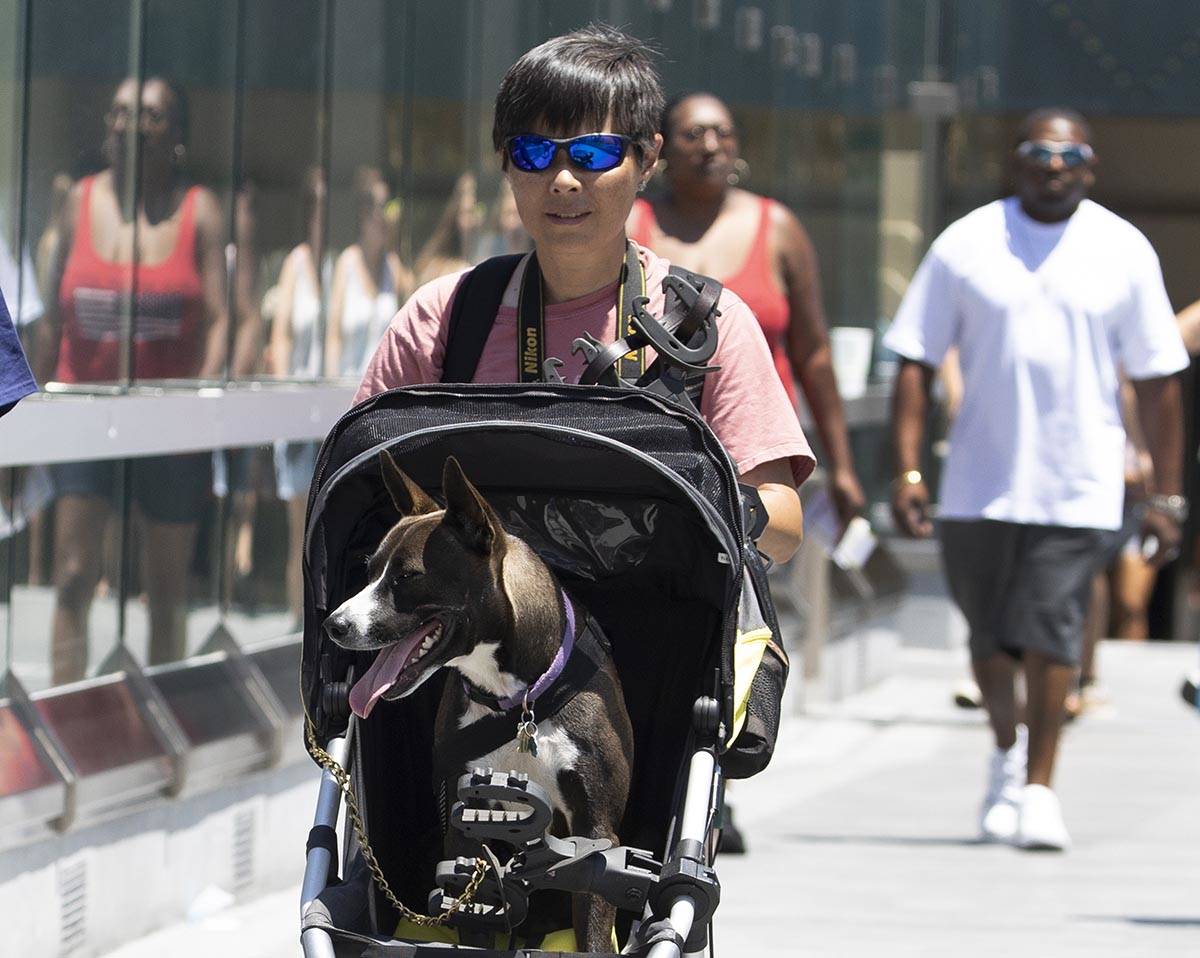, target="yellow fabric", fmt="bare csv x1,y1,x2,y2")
728,626,773,745
392,919,590,950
